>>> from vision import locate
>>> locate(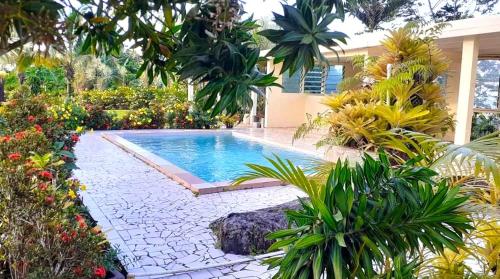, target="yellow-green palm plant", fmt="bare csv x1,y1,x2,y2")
294,26,454,149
